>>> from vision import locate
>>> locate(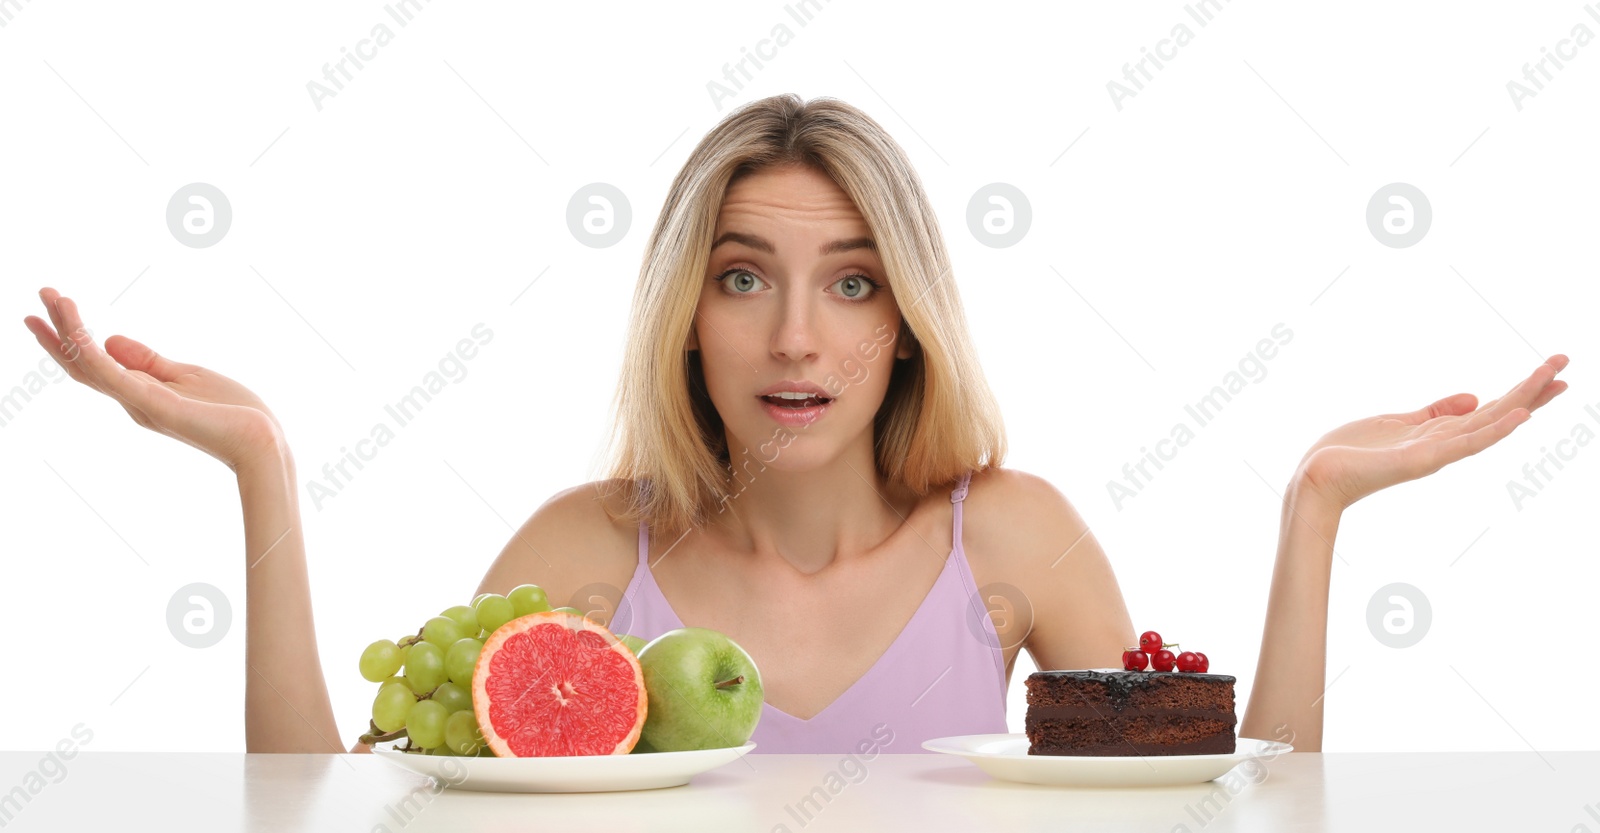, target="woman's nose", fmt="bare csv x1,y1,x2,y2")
770,297,820,362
